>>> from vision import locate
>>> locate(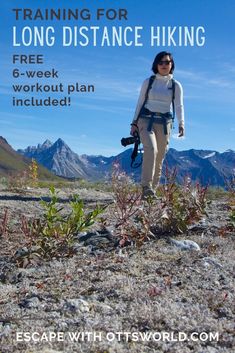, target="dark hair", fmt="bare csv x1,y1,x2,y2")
152,51,175,74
